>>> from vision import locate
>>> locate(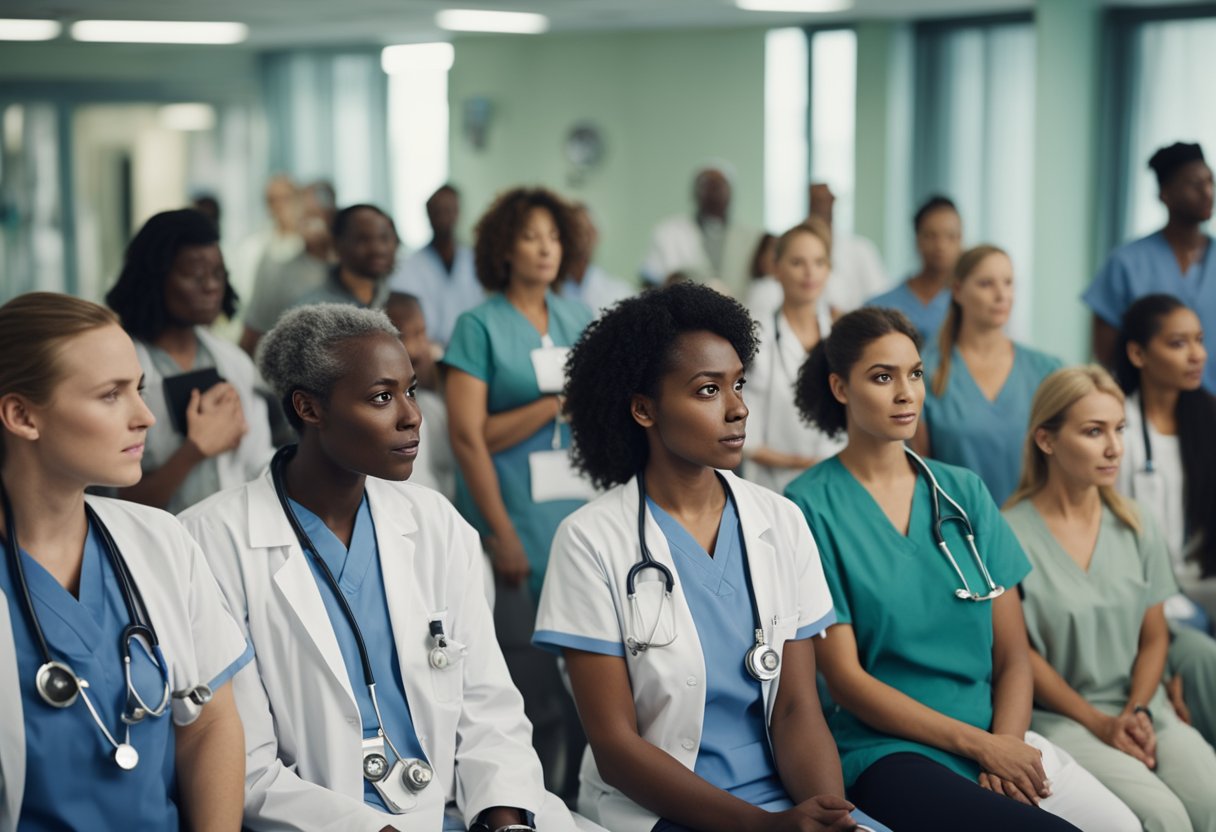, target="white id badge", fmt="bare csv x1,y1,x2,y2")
529,448,596,502
530,345,570,394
